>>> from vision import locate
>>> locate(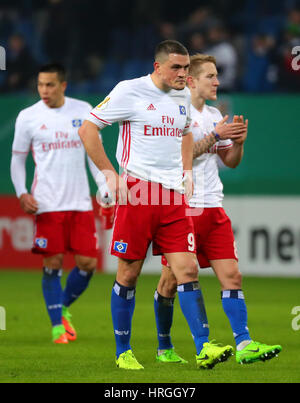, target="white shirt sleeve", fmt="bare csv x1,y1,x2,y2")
12,111,32,153
183,94,192,136
183,107,192,136
11,111,32,197
10,152,28,198
87,81,132,129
